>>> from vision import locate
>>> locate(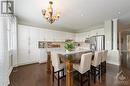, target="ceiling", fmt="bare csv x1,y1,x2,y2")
15,0,130,33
